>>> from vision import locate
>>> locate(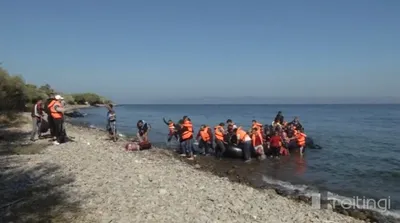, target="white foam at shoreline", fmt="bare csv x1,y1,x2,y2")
261,175,400,219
